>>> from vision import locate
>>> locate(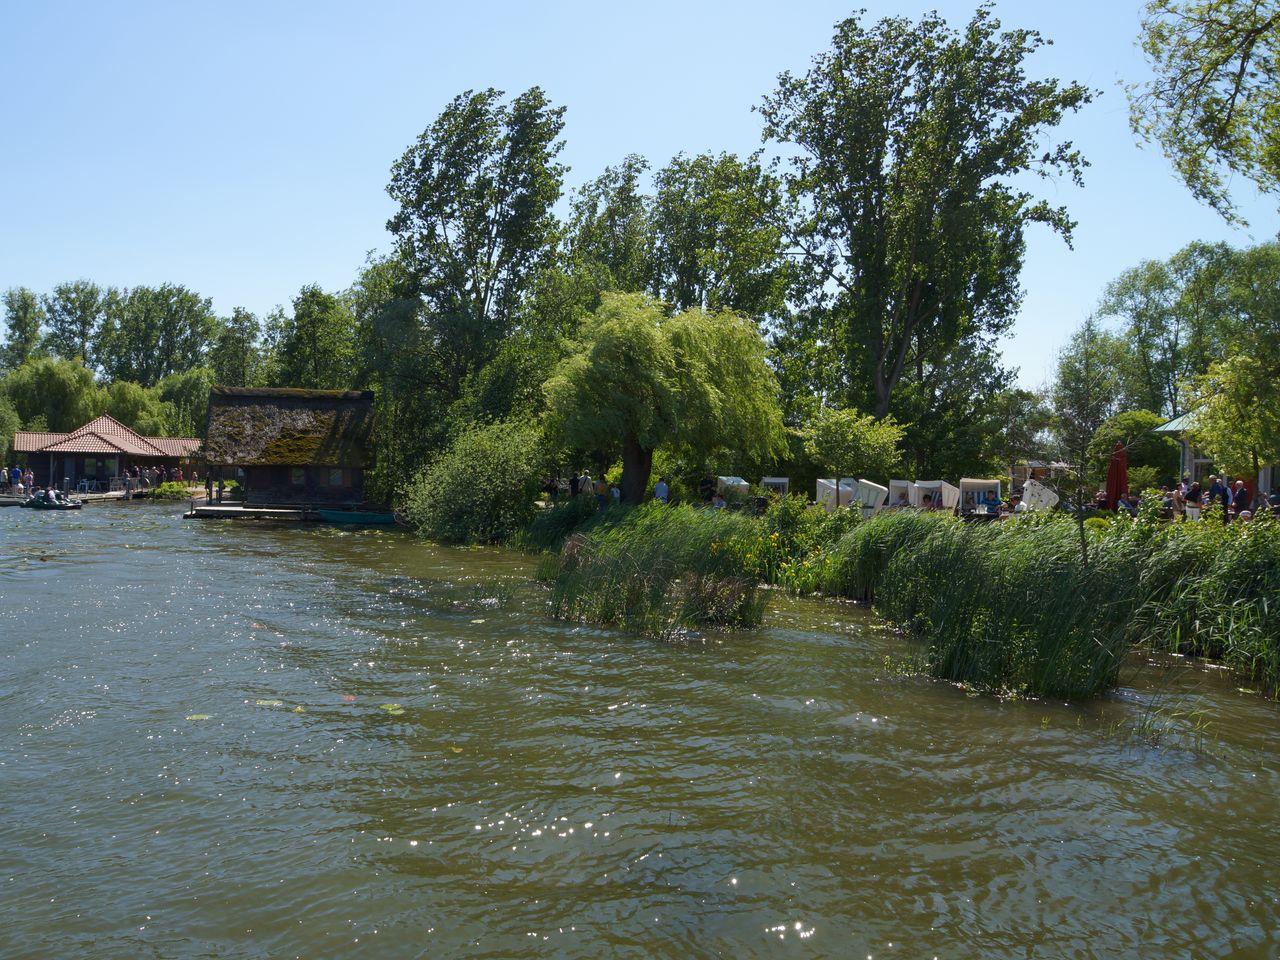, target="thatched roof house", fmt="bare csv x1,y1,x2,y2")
204,387,375,505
